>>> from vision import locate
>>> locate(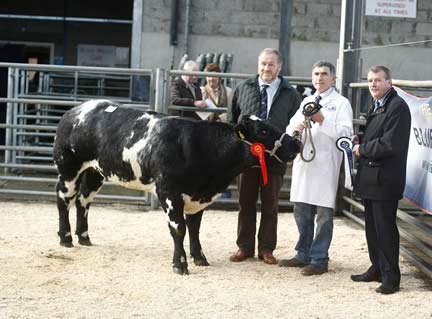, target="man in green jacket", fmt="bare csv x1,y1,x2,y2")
228,48,301,264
